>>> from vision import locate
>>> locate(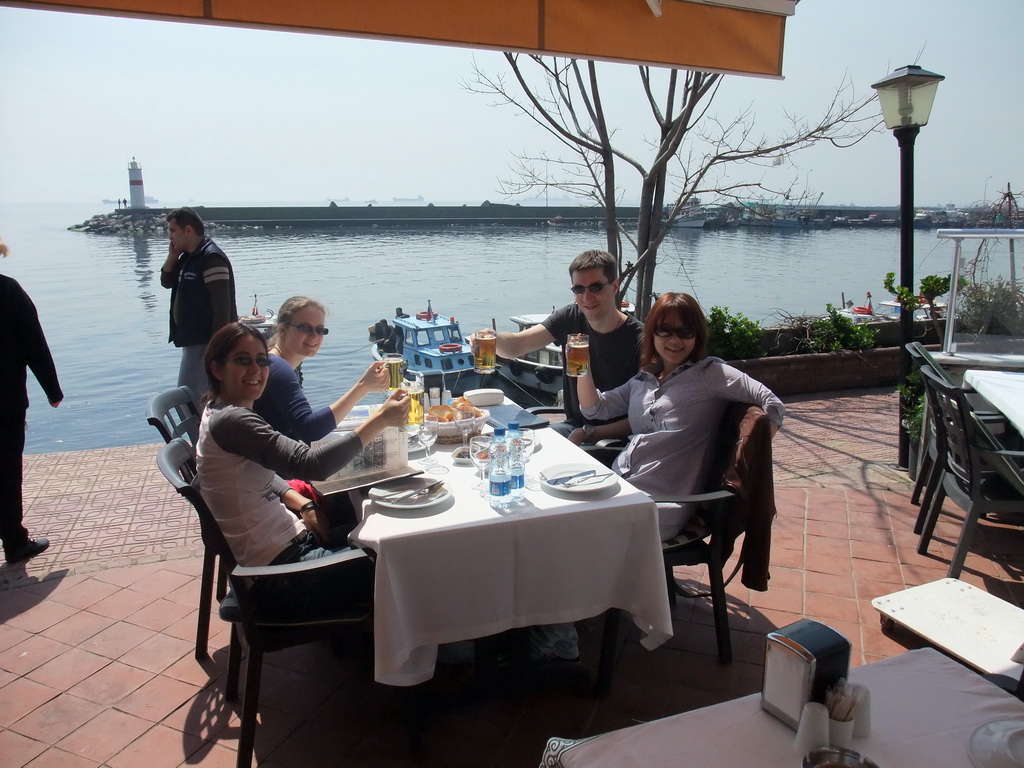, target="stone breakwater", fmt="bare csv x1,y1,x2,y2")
68,210,220,234
69,203,629,233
